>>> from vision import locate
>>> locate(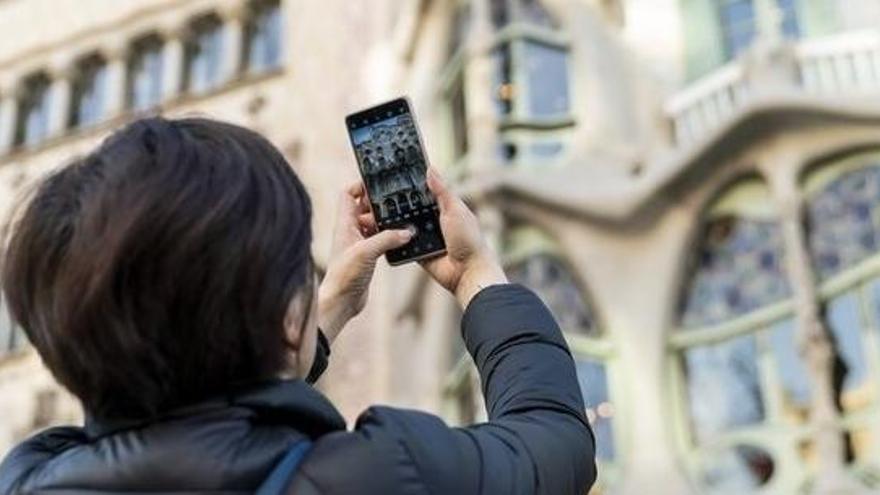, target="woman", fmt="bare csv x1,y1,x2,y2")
0,118,596,494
